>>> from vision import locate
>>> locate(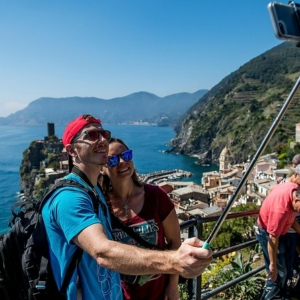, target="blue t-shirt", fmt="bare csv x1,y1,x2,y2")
42,173,122,300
